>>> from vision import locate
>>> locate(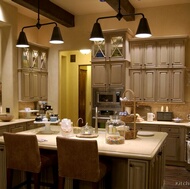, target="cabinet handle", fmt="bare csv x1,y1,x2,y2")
168,128,171,131
0,149,4,151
